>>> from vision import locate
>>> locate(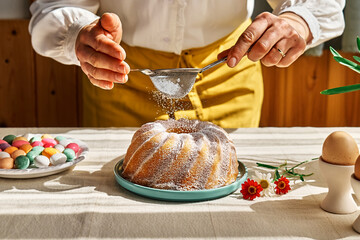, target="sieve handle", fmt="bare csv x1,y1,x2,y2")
199,57,228,73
